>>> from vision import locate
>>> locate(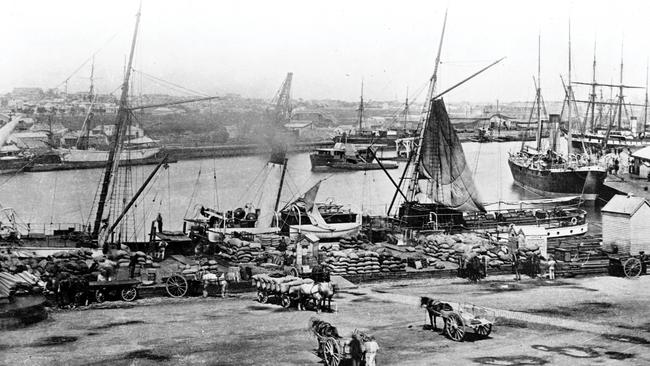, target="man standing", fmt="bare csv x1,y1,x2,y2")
640,251,648,275
512,251,521,281
547,255,557,280
156,213,163,233
364,336,379,366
